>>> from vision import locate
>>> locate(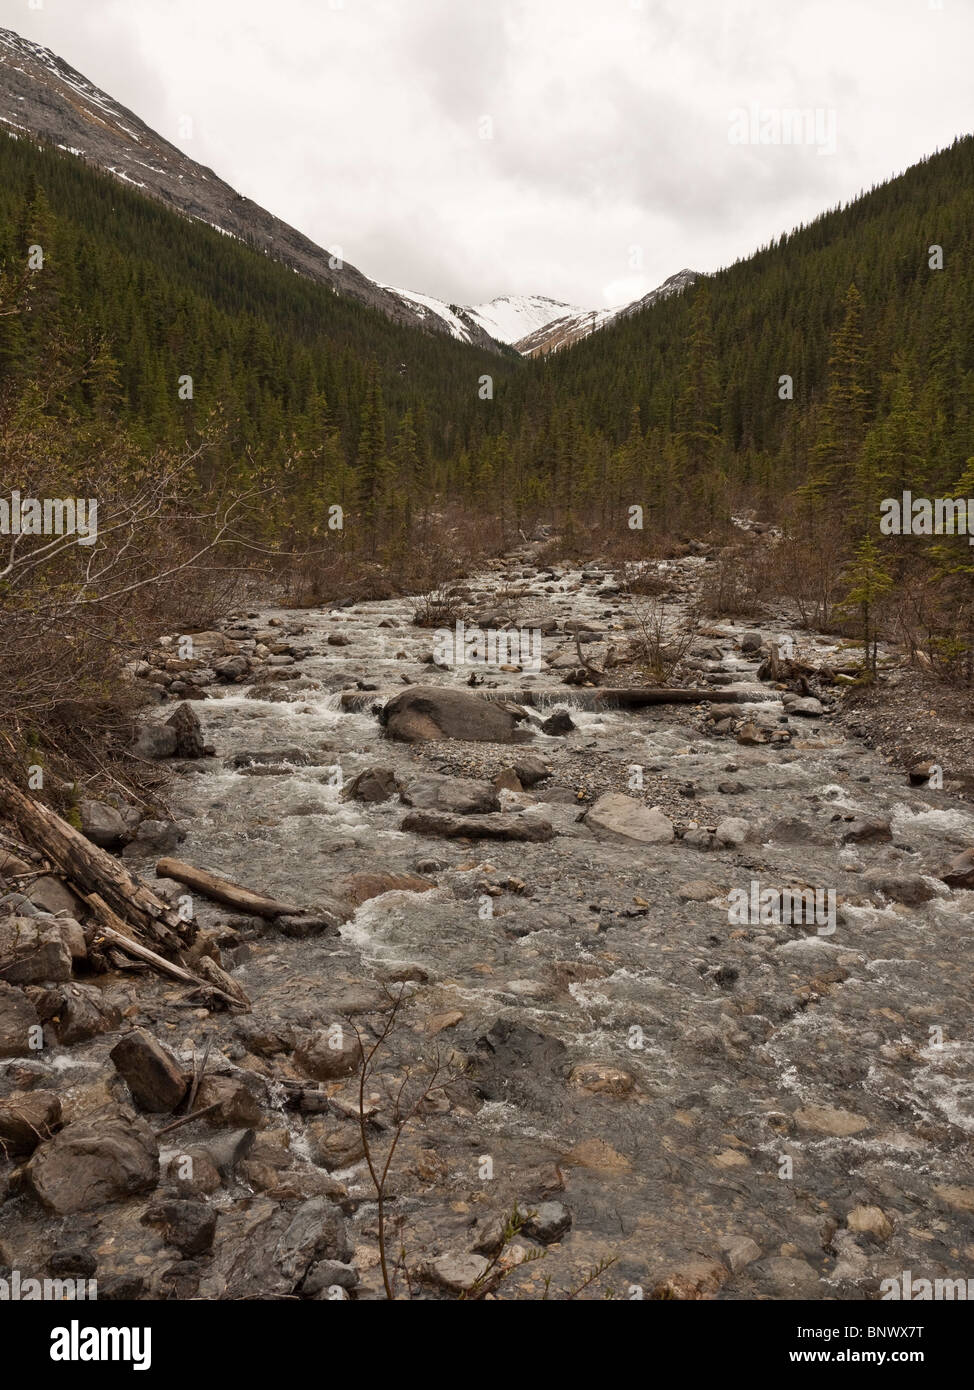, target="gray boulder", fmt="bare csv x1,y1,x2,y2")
79,799,127,849
380,687,530,743
400,773,501,815
583,793,675,845
400,810,554,842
